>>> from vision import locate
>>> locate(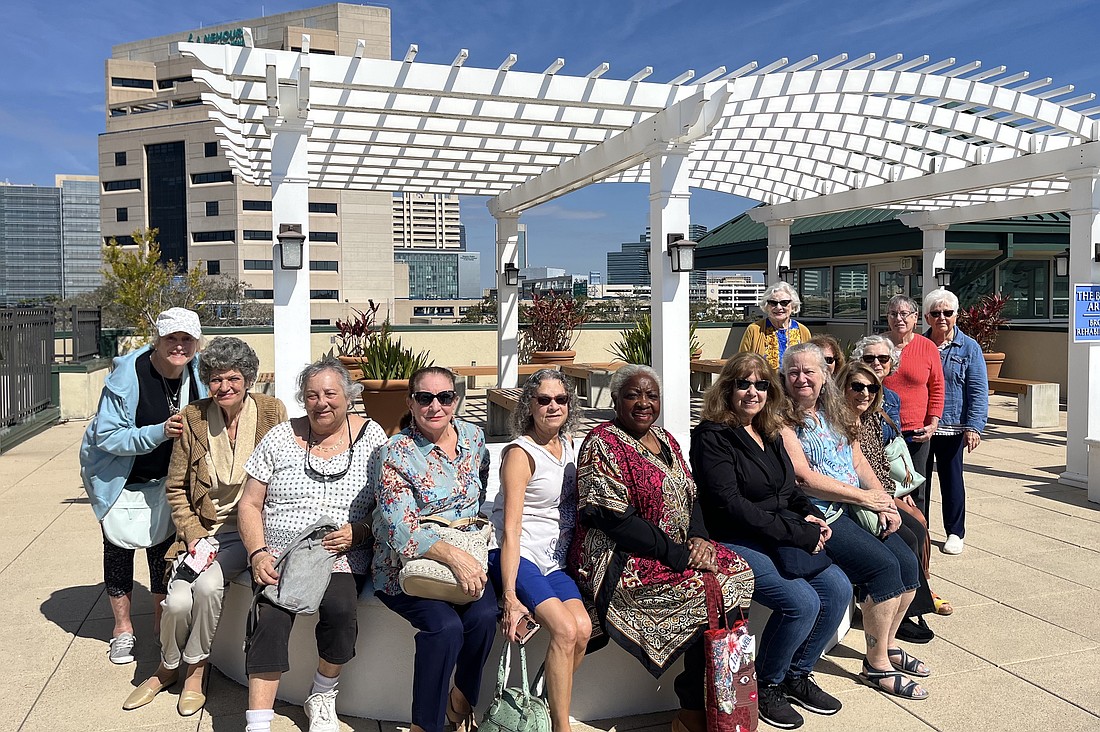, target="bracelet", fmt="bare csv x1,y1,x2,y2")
249,546,270,563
